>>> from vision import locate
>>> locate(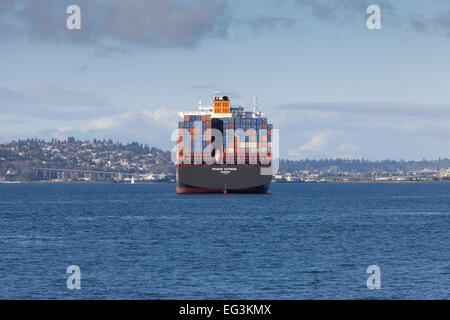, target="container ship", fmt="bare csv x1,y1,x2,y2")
176,95,273,194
